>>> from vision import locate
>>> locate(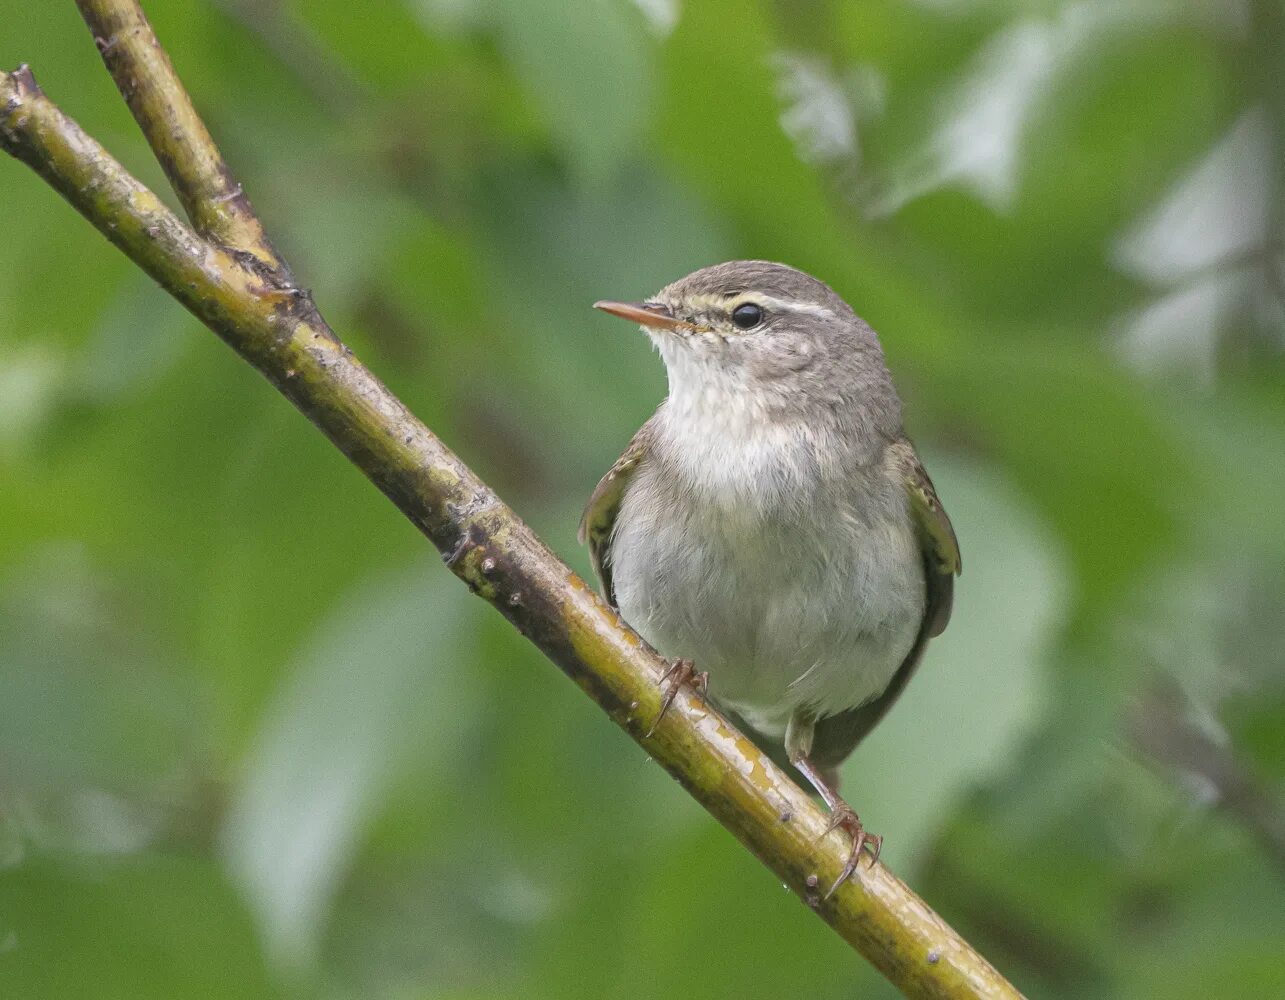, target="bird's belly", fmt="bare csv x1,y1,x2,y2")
610,498,925,739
